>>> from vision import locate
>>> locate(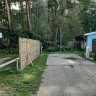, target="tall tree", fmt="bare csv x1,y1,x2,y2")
26,0,32,31
5,0,11,30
